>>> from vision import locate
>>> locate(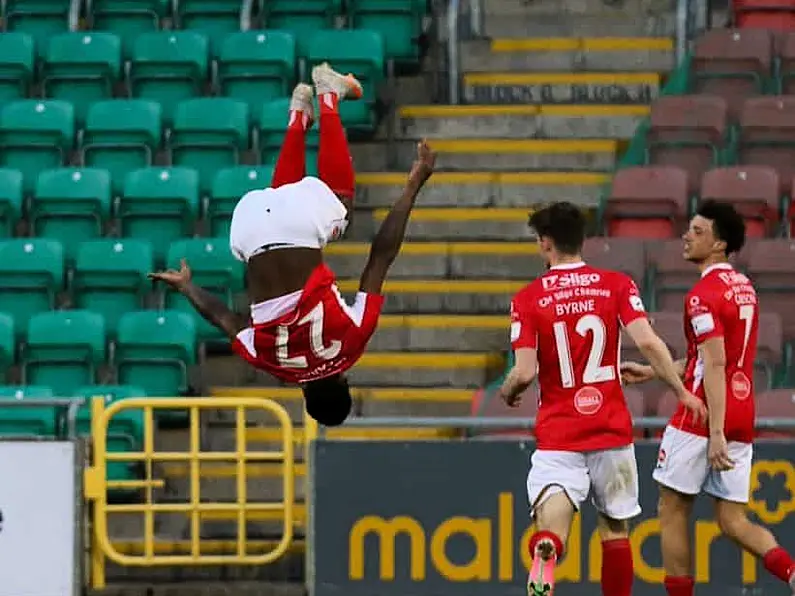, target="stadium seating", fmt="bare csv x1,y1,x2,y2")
0,385,57,437
4,1,72,52
0,33,35,103
0,314,16,382
263,0,342,59
733,0,795,31
164,239,244,341
348,0,426,66
175,0,245,52
88,0,170,56
0,169,24,238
